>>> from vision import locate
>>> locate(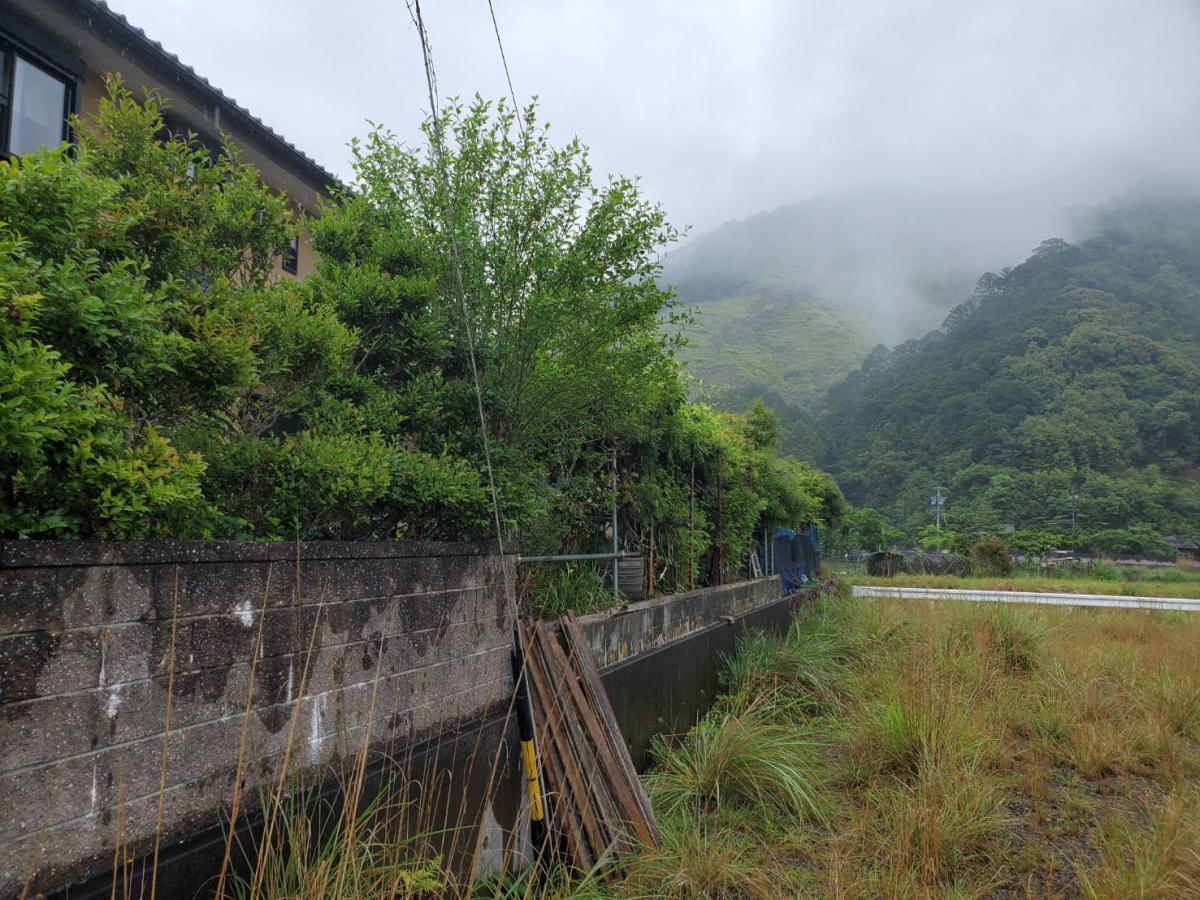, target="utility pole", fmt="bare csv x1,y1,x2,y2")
1069,488,1078,539
930,486,946,530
